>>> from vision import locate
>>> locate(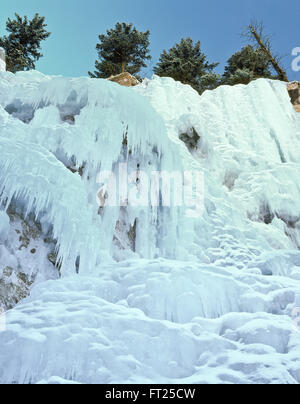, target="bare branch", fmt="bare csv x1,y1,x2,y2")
242,19,289,82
